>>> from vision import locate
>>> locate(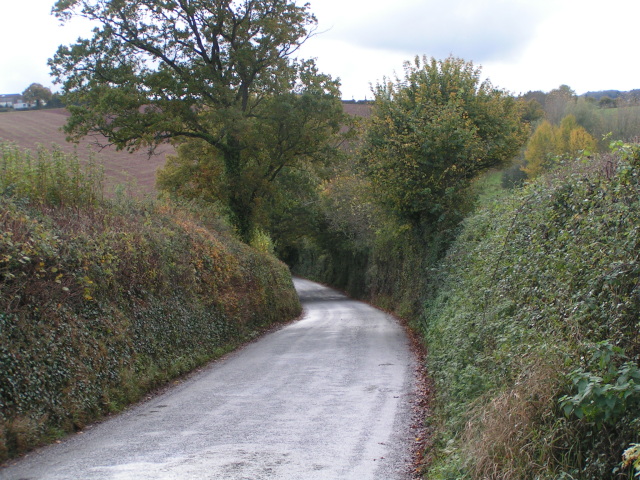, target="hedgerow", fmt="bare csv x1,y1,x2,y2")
422,143,640,479
0,142,301,461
